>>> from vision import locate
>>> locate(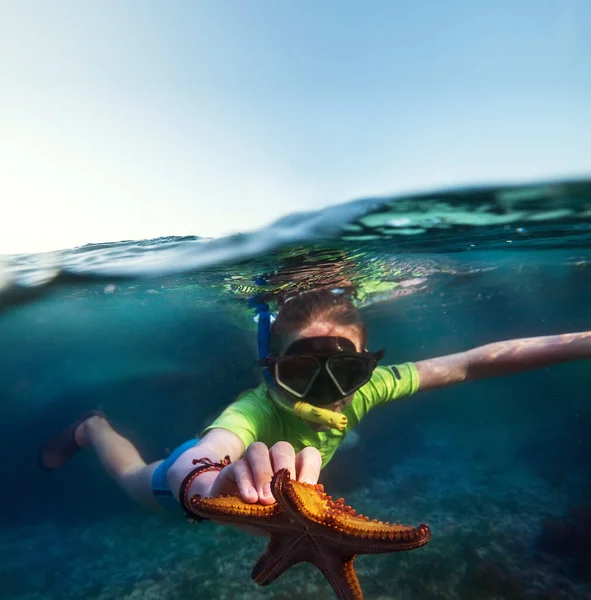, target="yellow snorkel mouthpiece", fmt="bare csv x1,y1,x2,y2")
267,387,348,431
293,401,348,431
